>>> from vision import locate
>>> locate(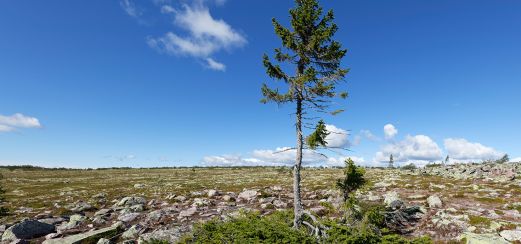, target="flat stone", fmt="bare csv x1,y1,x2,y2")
118,213,140,223
117,197,147,207
459,232,509,244
179,207,197,218
43,226,118,244
238,190,258,201
499,230,521,242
